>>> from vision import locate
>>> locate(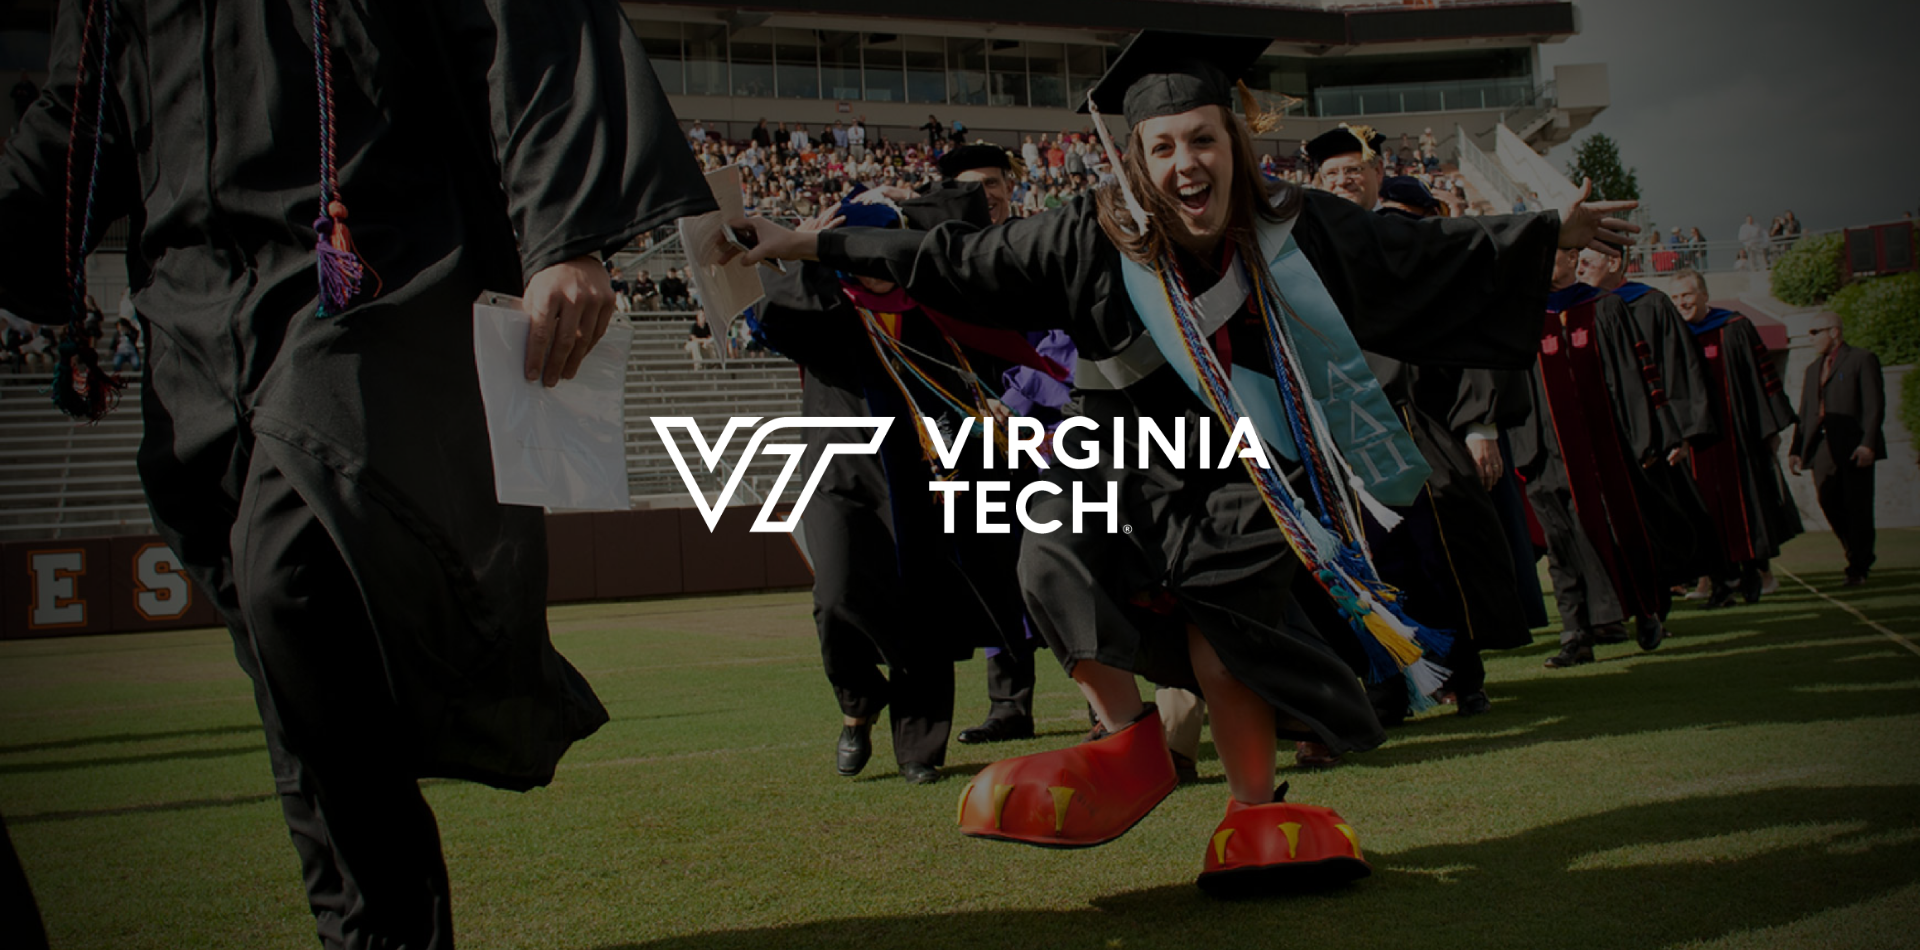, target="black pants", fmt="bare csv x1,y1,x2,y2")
979,637,1037,723
1526,479,1626,637
215,459,455,950
807,494,955,769
1815,445,1877,579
